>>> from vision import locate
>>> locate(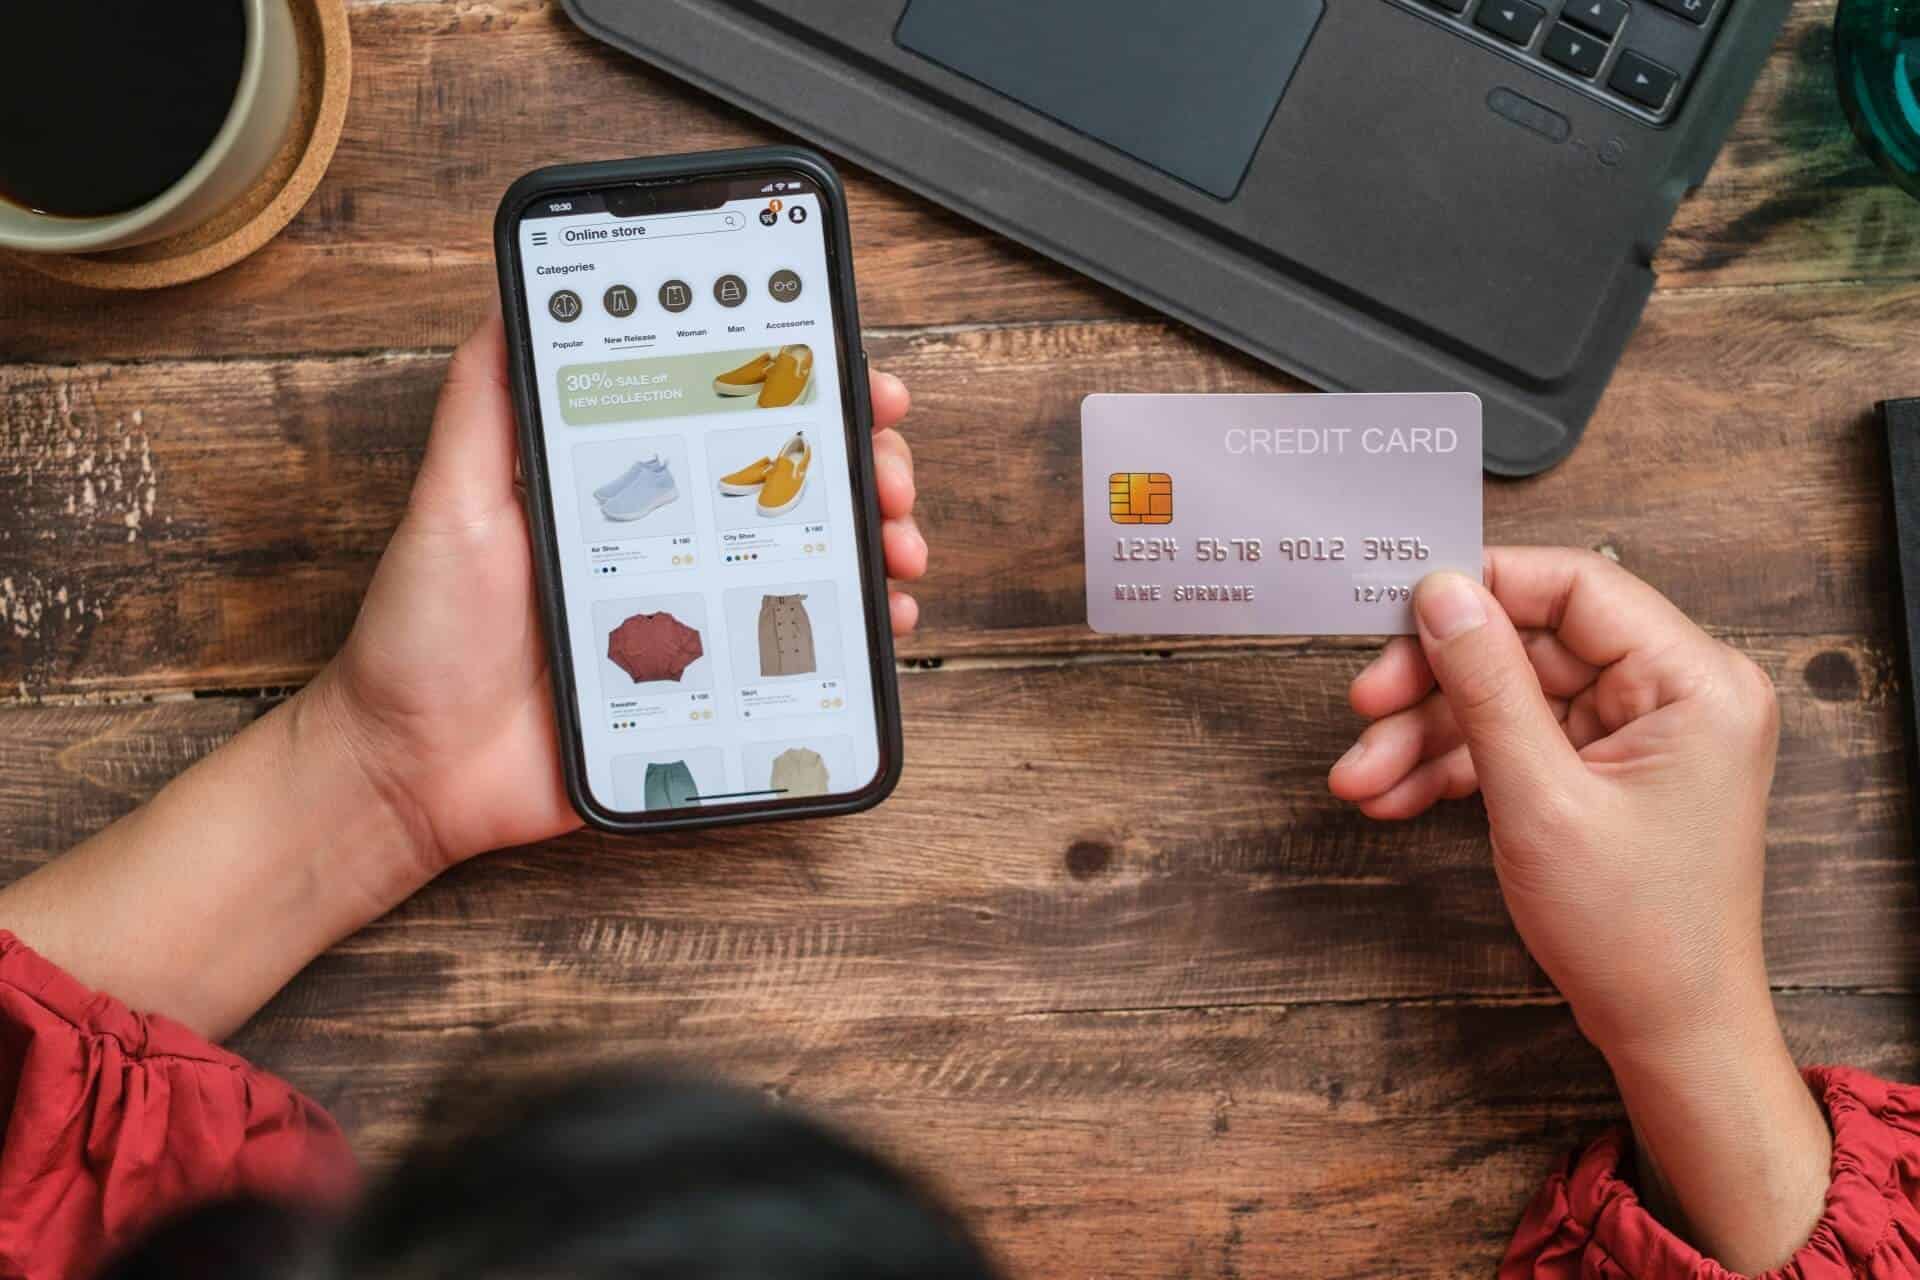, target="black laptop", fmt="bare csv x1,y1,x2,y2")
563,0,1788,475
